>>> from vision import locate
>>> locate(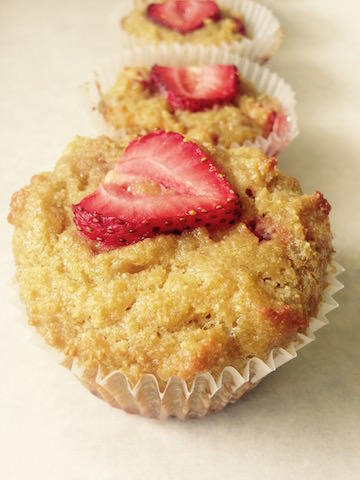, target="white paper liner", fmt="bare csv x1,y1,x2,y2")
52,261,343,420
114,0,284,64
82,44,297,156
